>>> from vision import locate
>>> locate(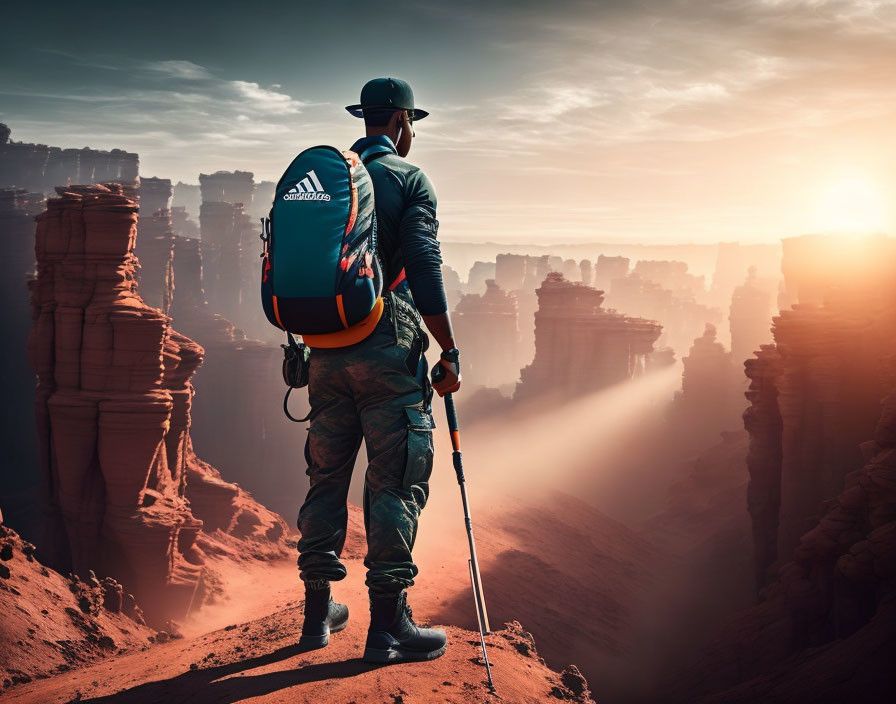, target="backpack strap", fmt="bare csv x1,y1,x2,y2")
358,143,392,165
389,268,406,291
